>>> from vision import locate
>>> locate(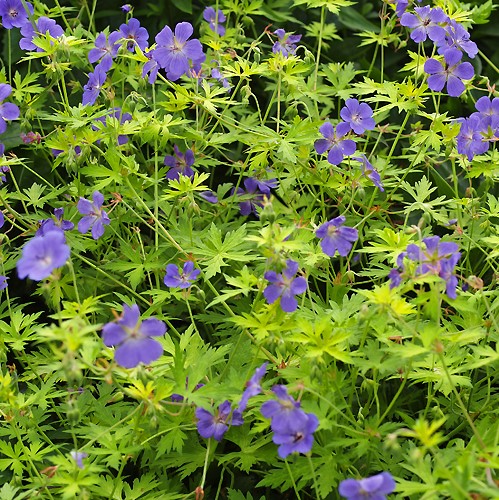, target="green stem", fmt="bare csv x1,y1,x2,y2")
199,439,211,491
313,6,326,91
